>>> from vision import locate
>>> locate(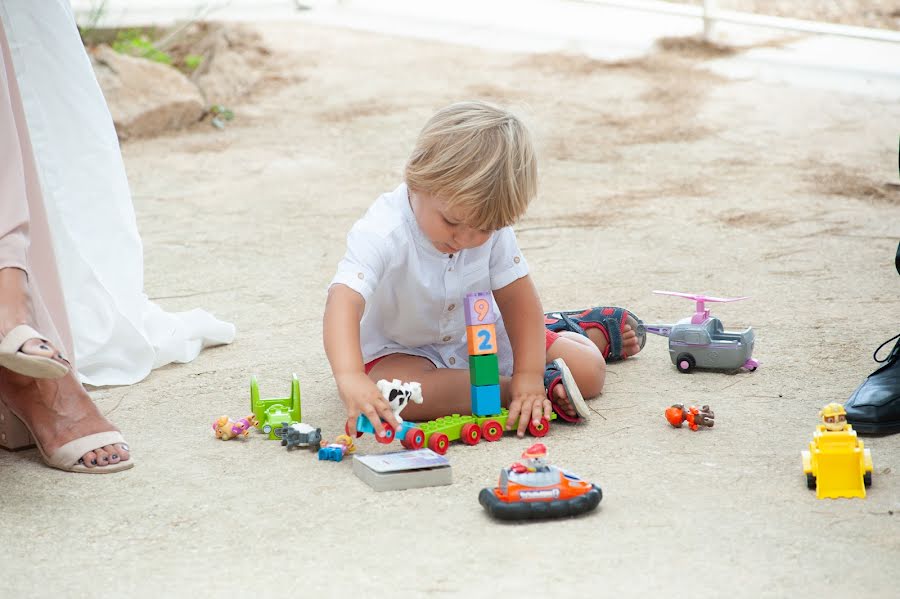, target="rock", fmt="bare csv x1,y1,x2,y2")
91,44,206,140
168,23,272,104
